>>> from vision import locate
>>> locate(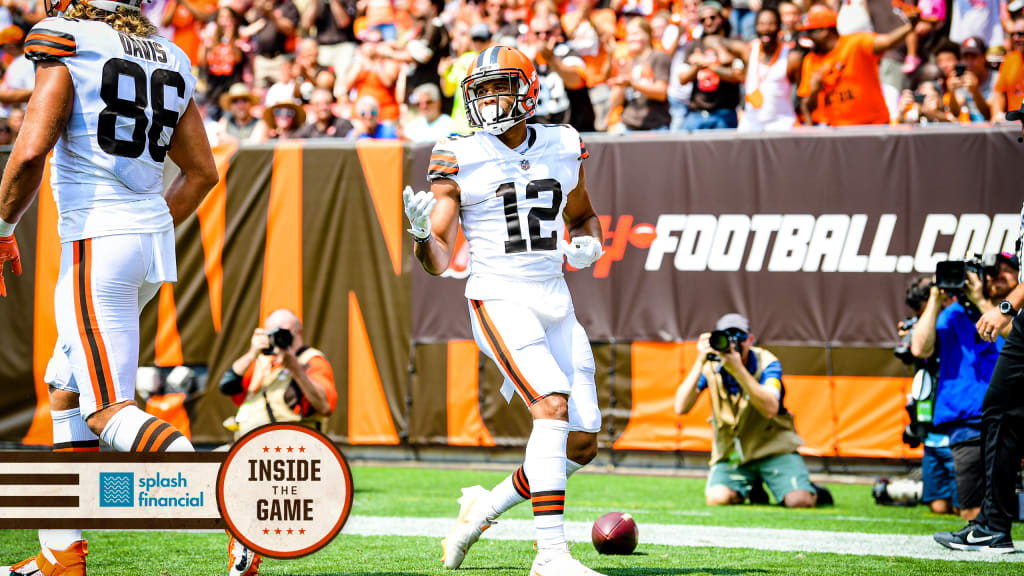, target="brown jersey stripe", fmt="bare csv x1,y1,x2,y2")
25,45,73,57
470,300,539,404
129,417,160,452
154,431,185,452
141,422,172,452
53,440,100,452
513,466,530,499
145,424,176,452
